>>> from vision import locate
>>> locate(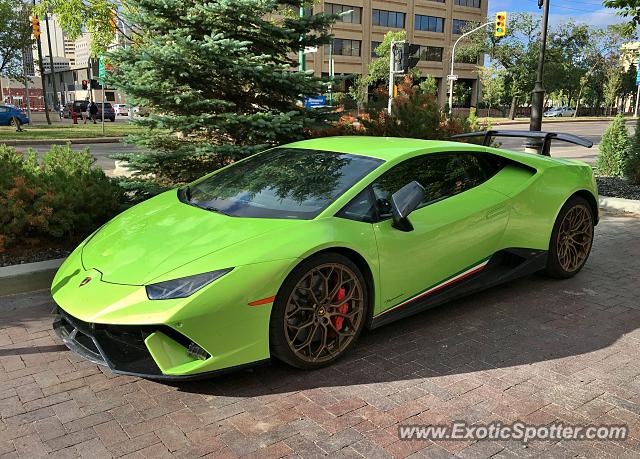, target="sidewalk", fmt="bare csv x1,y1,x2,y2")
1,213,639,457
